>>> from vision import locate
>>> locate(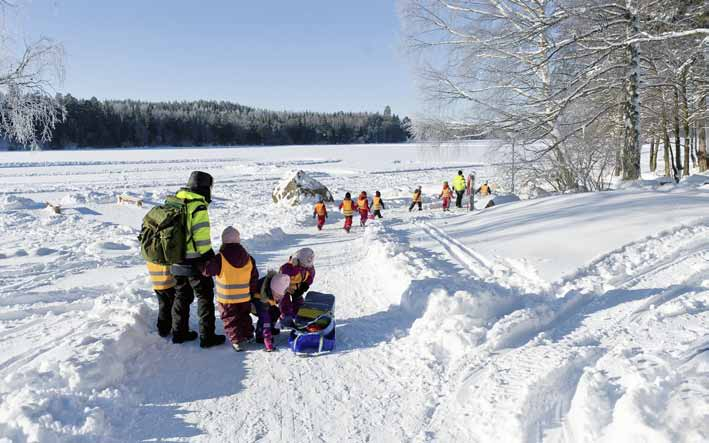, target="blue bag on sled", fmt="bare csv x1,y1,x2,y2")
288,292,336,354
